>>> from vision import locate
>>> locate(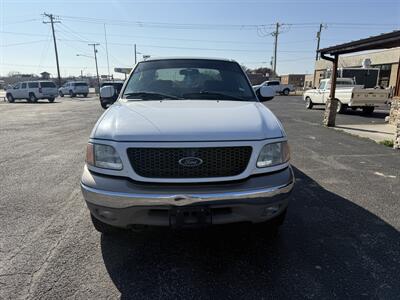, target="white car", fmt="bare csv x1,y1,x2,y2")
253,80,294,96
303,78,391,114
6,81,57,103
58,81,89,98
80,57,294,234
